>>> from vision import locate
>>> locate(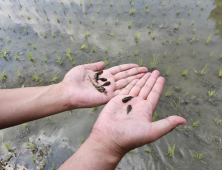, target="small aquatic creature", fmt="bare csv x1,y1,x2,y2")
98,78,107,82
102,81,110,86
97,71,103,75
88,76,105,92
94,73,98,82
127,105,132,114
122,96,133,103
